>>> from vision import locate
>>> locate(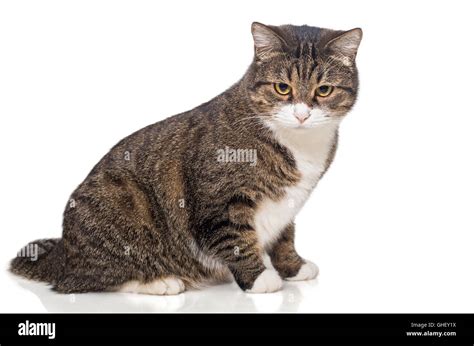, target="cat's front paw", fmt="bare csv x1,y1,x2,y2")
246,269,283,293
285,260,319,281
